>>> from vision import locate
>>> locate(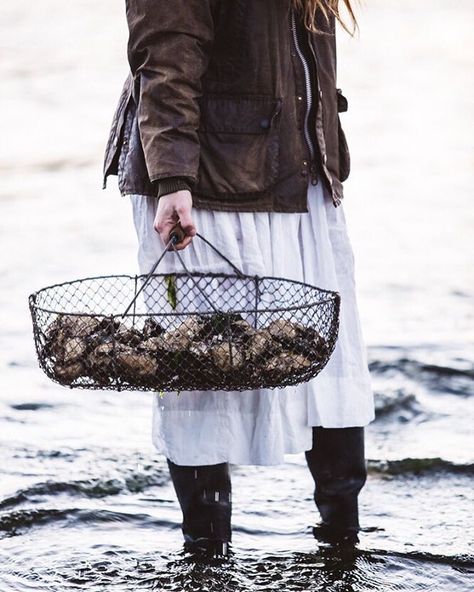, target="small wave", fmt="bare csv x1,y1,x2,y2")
374,388,424,420
360,547,474,570
293,546,474,570
0,470,168,510
10,402,56,411
367,457,474,476
0,508,68,536
369,356,474,396
0,507,173,538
